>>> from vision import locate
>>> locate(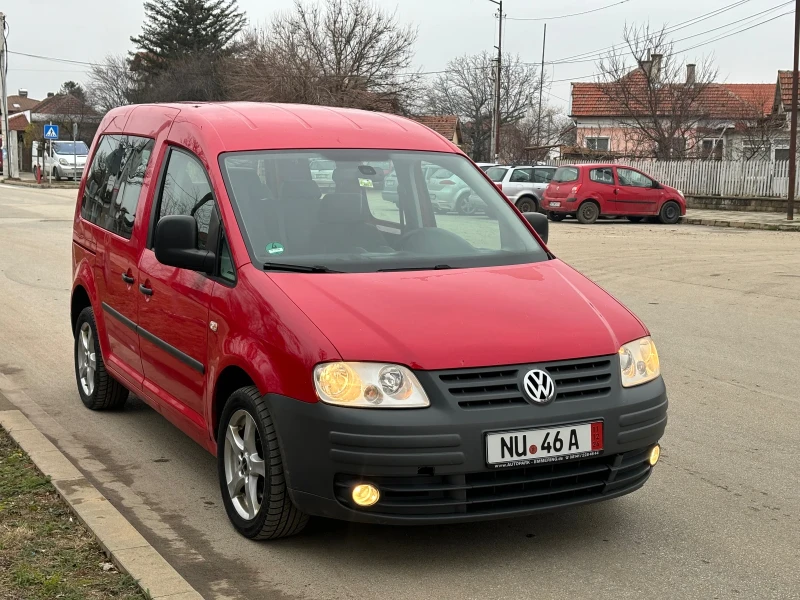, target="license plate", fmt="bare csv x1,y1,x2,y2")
549,201,561,207
486,422,603,468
